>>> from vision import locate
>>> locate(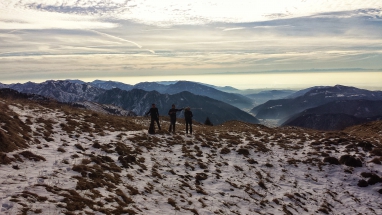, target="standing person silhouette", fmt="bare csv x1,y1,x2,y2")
184,107,193,135
145,104,161,133
168,104,183,133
